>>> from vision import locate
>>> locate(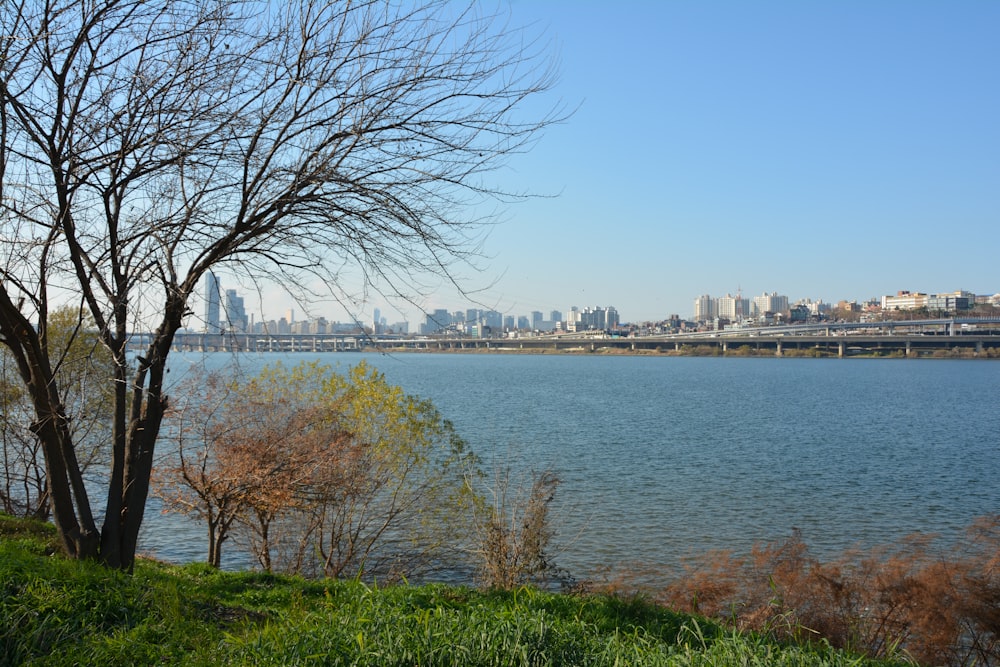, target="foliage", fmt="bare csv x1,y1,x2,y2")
0,0,559,568
157,361,480,581
647,518,1000,666
0,307,115,520
0,515,899,666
